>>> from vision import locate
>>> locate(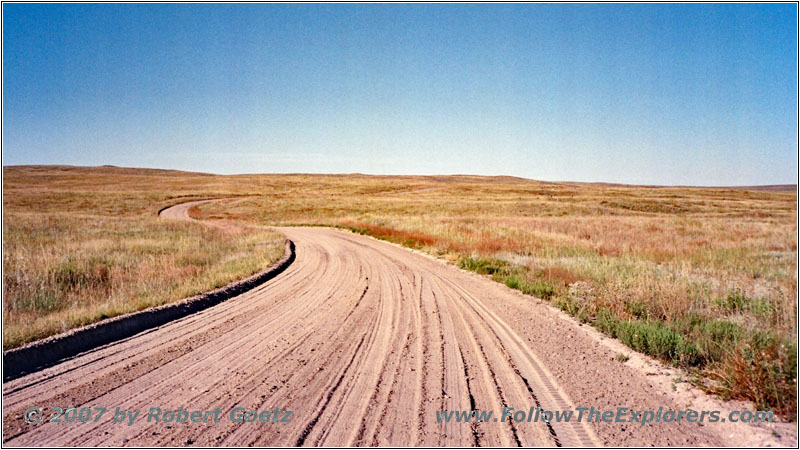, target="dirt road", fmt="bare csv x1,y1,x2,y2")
2,203,792,446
